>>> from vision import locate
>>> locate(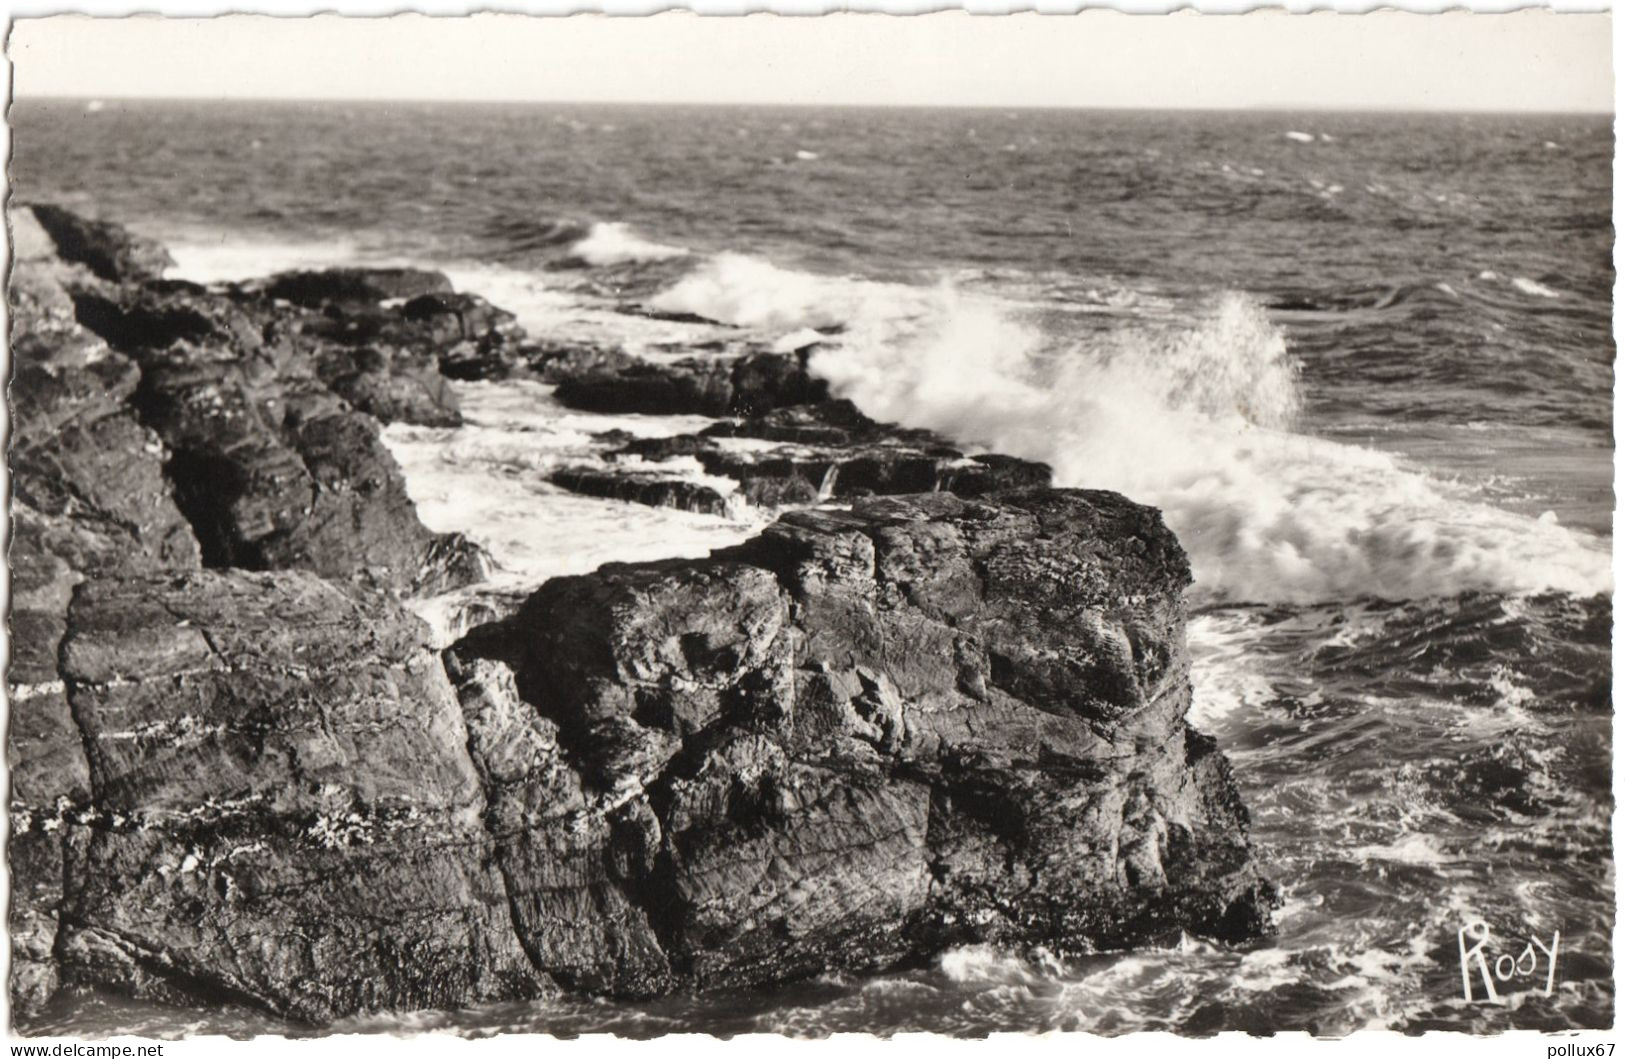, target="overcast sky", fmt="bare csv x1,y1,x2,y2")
7,12,1614,112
